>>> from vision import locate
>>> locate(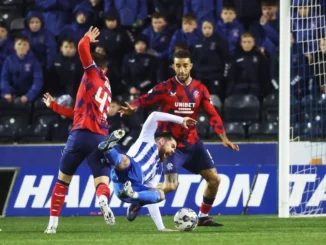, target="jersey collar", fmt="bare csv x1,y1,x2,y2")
174,76,193,86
